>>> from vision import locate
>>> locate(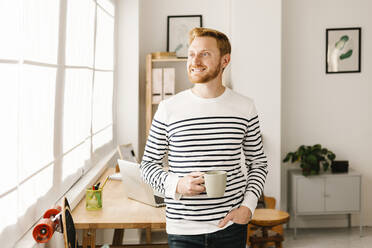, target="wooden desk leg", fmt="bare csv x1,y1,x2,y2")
112,229,125,245
145,227,152,244
82,229,89,248
91,229,96,248
85,228,96,248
